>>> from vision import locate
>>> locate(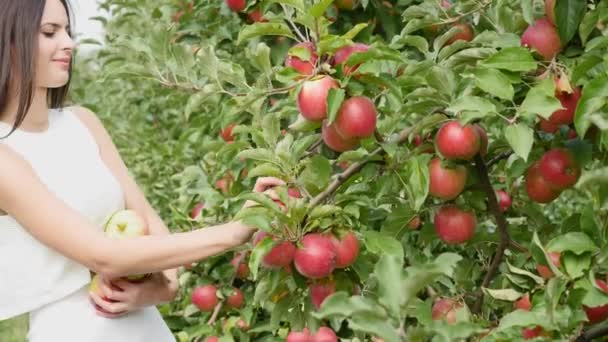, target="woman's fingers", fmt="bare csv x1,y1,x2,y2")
89,291,129,317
